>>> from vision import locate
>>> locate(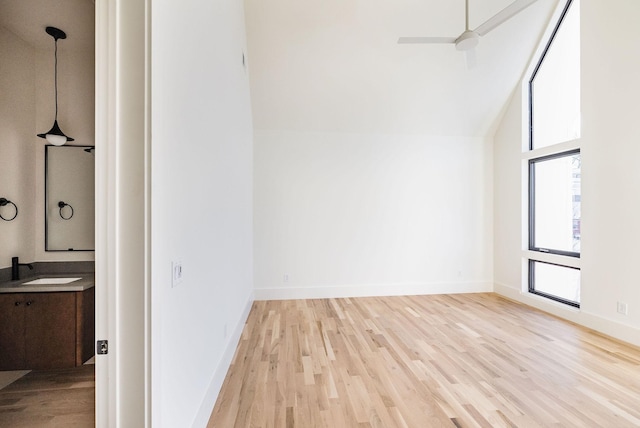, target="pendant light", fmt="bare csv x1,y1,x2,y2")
37,26,74,145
